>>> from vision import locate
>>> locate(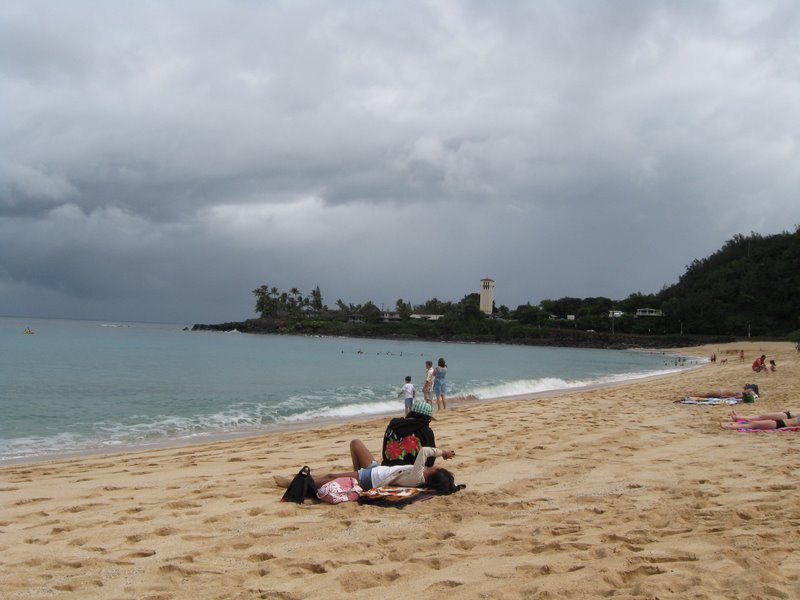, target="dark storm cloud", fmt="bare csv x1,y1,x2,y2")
1,1,799,323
